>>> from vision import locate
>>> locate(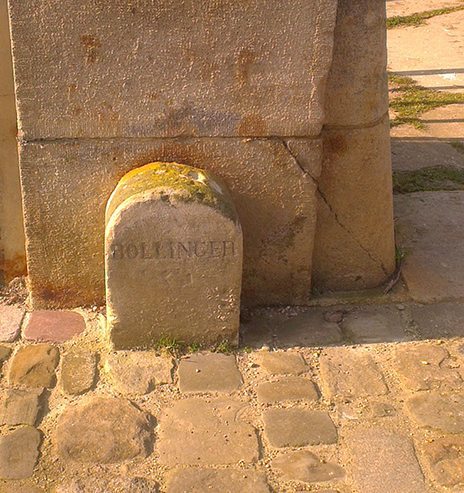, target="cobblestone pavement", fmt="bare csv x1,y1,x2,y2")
1,300,464,492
